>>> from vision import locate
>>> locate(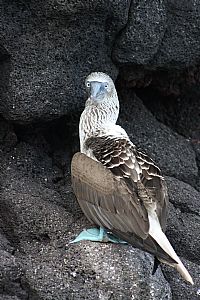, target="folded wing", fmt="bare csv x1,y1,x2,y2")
71,135,170,262
71,136,193,284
